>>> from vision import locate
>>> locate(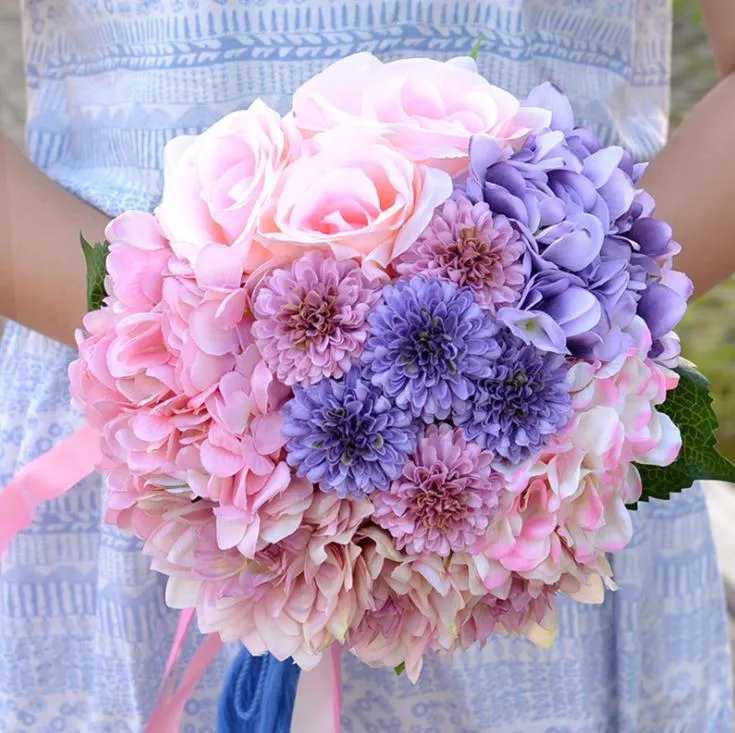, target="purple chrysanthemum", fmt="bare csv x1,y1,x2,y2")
395,197,528,312
363,277,500,422
454,328,572,464
252,251,381,386
372,424,505,557
282,368,418,497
